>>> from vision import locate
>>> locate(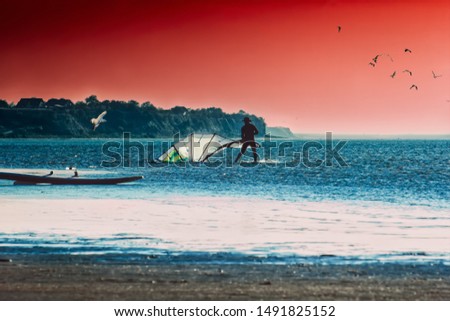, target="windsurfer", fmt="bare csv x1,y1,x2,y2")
234,117,259,163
